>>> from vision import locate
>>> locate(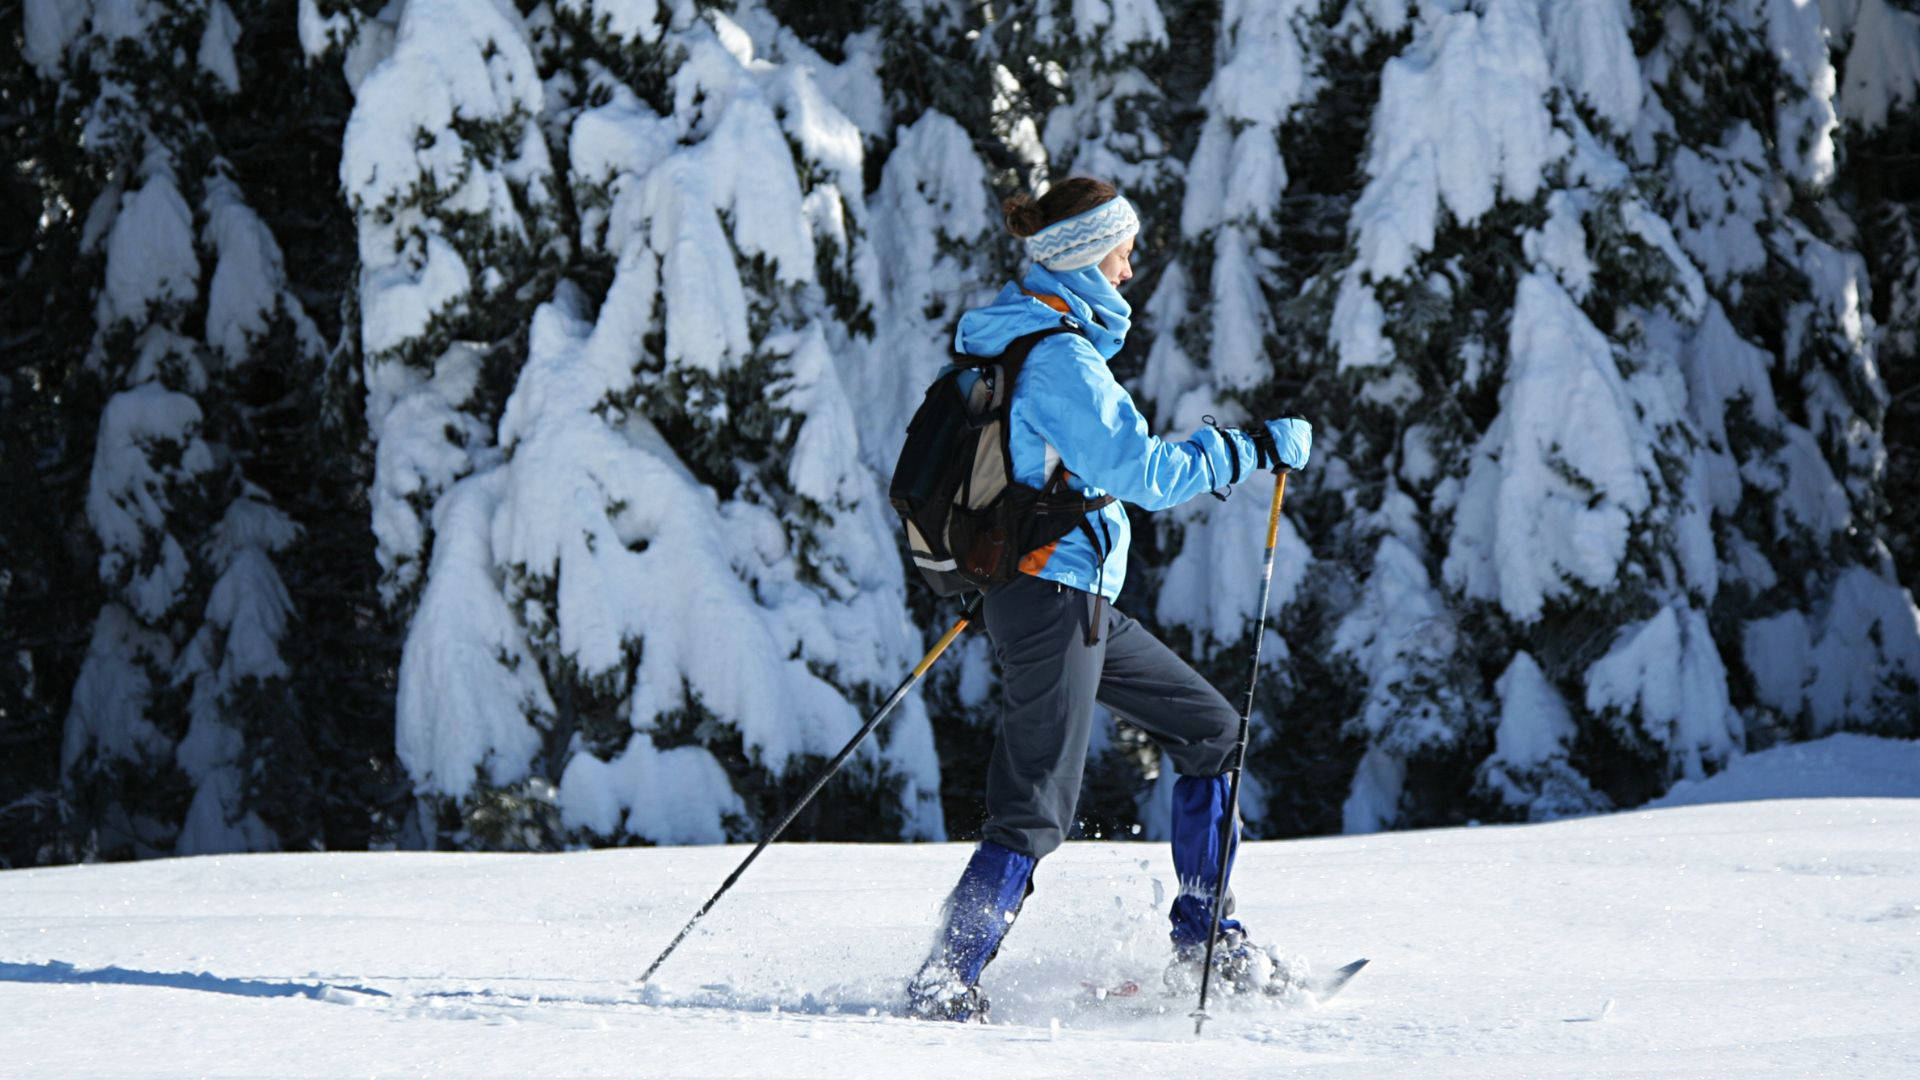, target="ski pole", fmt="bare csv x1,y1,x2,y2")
1193,468,1289,1036
638,594,982,985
